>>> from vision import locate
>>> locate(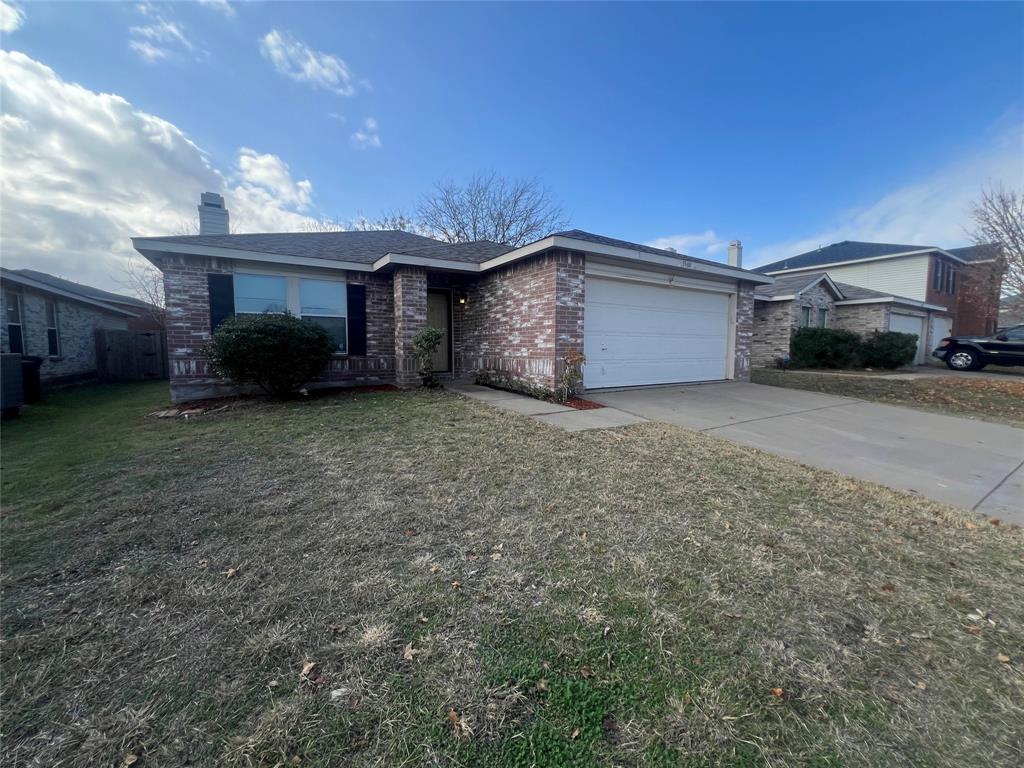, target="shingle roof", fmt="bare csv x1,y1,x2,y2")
754,272,834,299
755,240,942,274
550,229,746,273
946,243,1001,262
133,230,512,265
832,280,942,308
9,269,151,309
